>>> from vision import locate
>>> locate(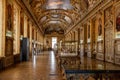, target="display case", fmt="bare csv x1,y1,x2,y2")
20,38,29,61
61,60,120,80
57,41,81,70
61,41,78,54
